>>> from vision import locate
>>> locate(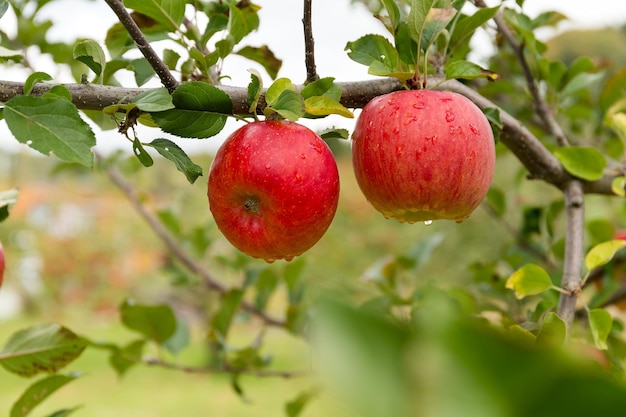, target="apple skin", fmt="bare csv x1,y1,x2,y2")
208,120,340,262
351,89,495,223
